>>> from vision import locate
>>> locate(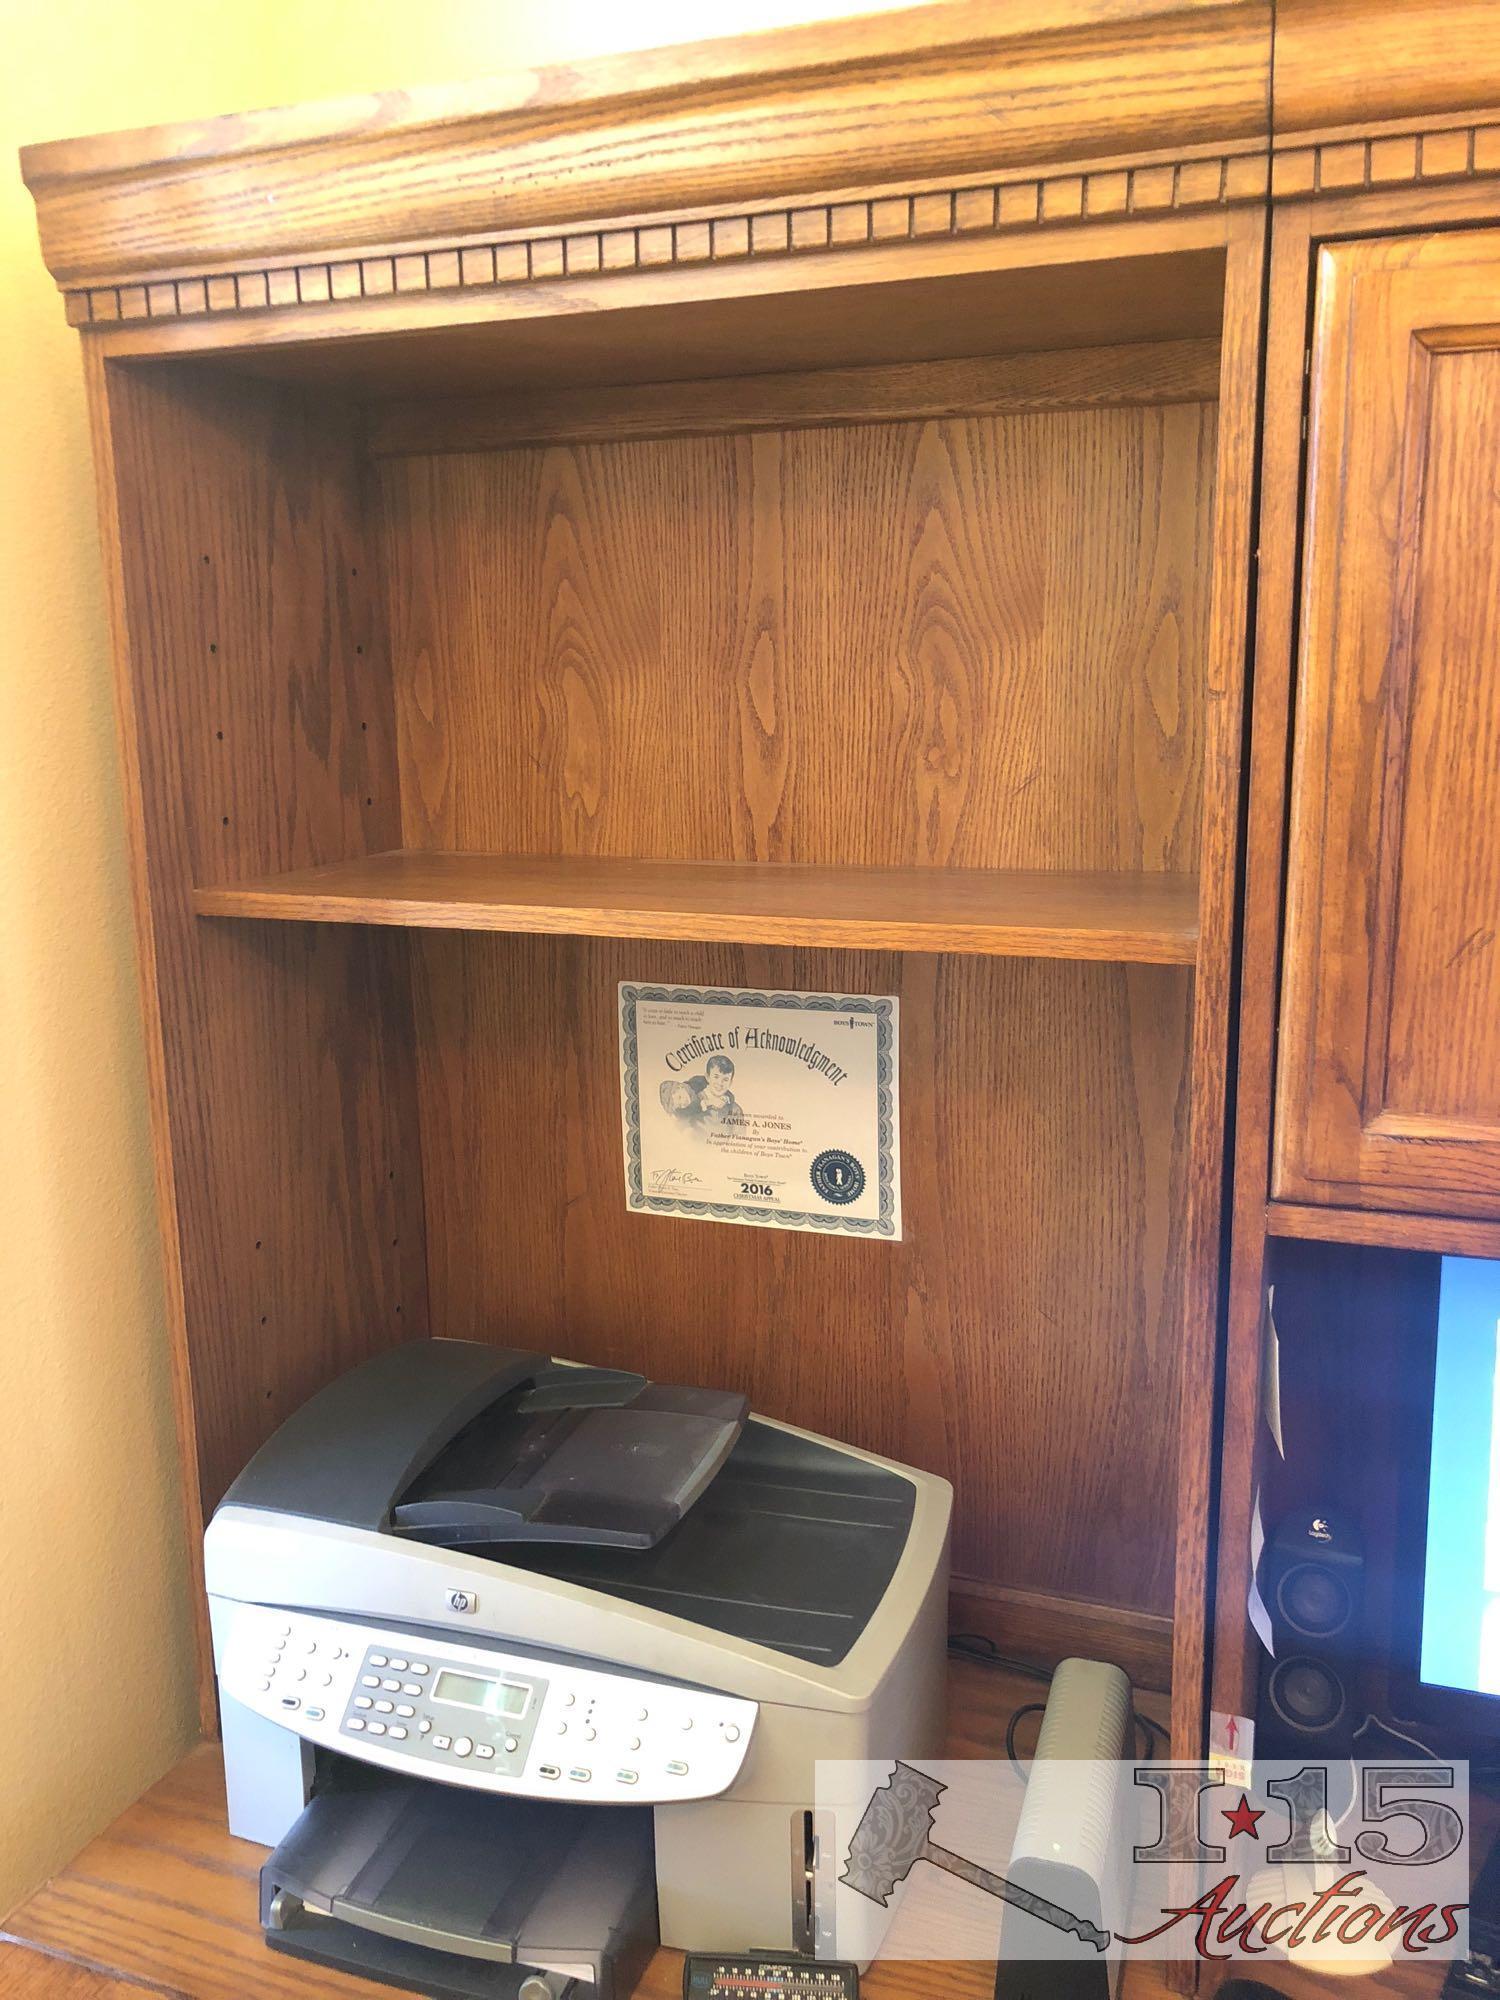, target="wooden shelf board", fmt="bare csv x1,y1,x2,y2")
194,852,1200,964
1265,1199,1500,1259
0,1661,1180,2000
